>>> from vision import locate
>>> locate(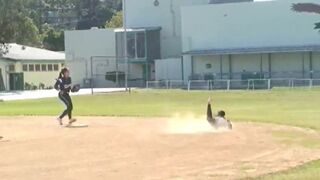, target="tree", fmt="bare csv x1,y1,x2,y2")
0,0,41,54
292,3,320,30
0,0,122,53
25,0,122,30
25,0,77,31
42,25,65,51
74,0,114,30
105,11,122,28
